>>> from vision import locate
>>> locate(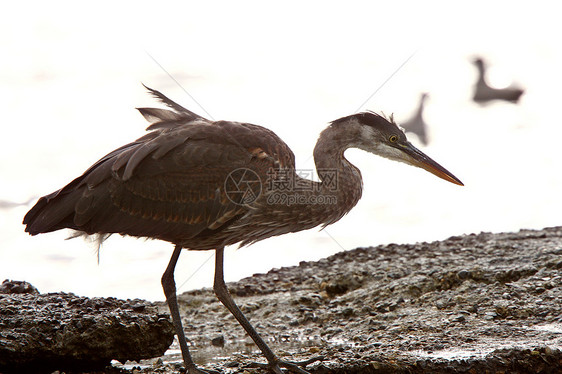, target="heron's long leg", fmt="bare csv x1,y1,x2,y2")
214,247,311,374
213,247,282,372
162,245,205,374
